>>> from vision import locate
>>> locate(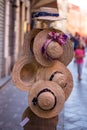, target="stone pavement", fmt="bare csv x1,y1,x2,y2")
0,80,27,130
0,52,87,130
0,75,11,88
0,79,63,130
64,52,87,130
